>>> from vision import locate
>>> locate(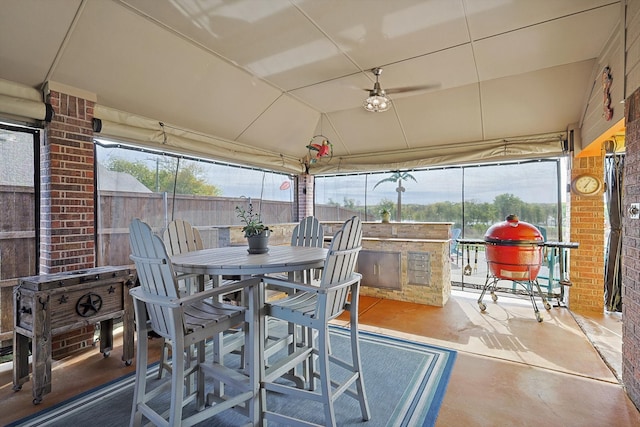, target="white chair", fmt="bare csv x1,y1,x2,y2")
128,218,259,426
163,219,241,298
291,215,324,247
159,220,202,379
163,218,204,256
163,219,217,294
268,216,324,290
159,219,244,381
158,219,205,380
291,216,324,283
264,216,325,380
260,216,371,427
